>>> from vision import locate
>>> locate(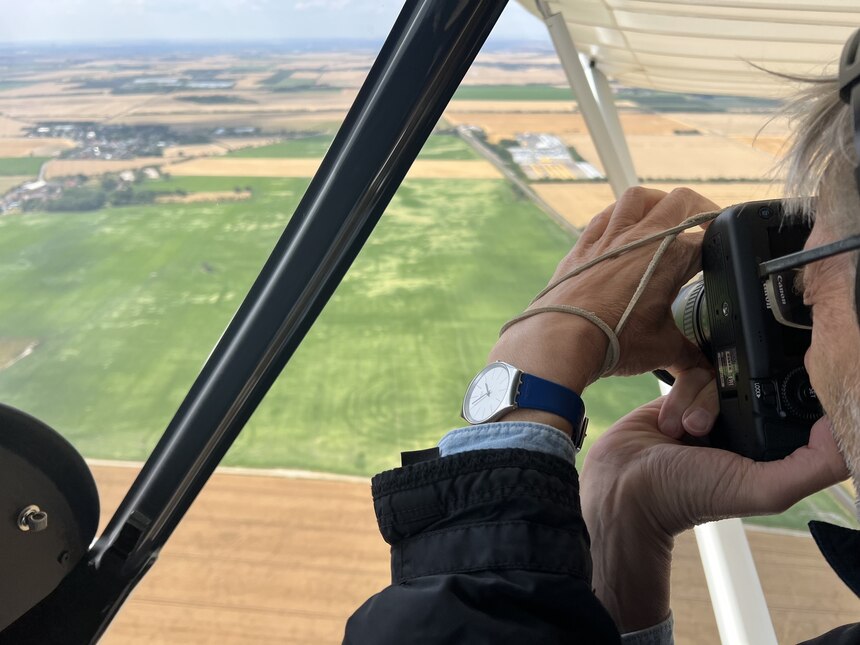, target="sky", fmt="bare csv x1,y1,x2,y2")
0,0,551,45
